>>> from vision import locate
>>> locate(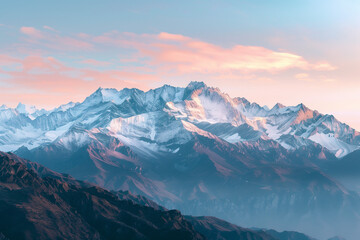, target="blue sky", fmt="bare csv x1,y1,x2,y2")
0,0,360,129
